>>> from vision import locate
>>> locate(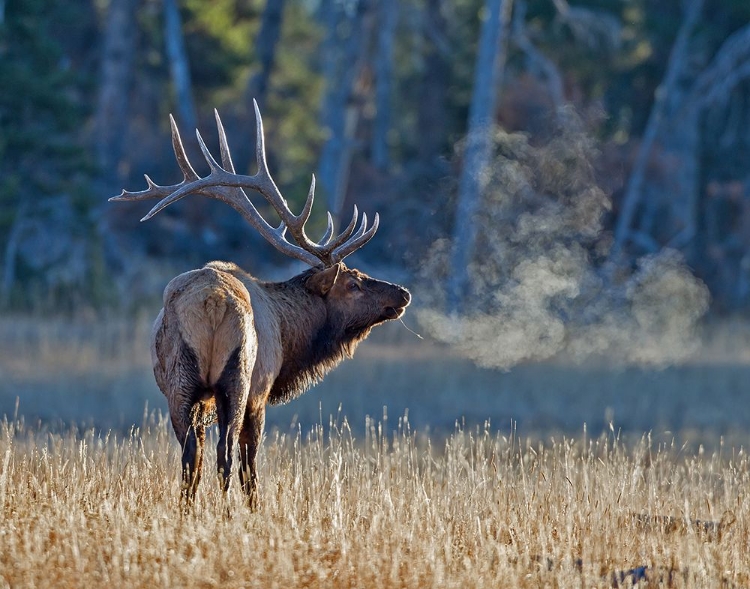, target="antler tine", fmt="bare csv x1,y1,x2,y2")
108,177,166,203
214,109,236,173
108,114,196,203
331,213,380,263
140,126,236,221
297,174,316,226
350,212,370,242
170,114,200,180
253,99,268,176
317,213,336,247
324,205,360,251
196,128,225,174
141,183,195,221
249,100,332,256
251,99,297,220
